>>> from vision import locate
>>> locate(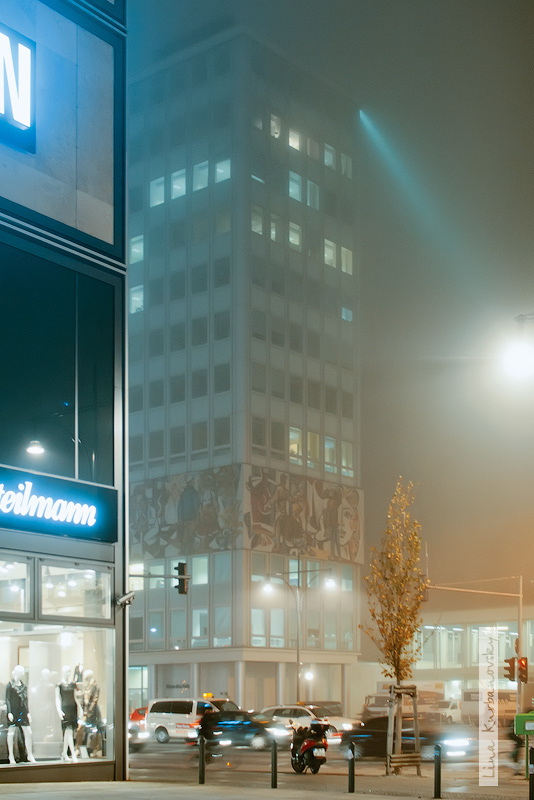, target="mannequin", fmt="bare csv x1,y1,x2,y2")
56,665,82,762
77,669,102,756
6,664,36,764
